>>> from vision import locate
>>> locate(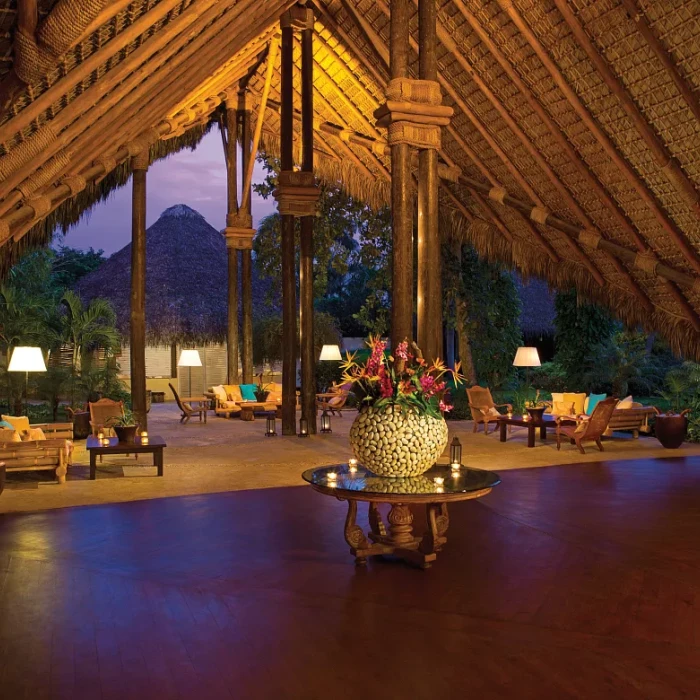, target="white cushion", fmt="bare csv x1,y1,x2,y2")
212,385,228,402
617,395,634,409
